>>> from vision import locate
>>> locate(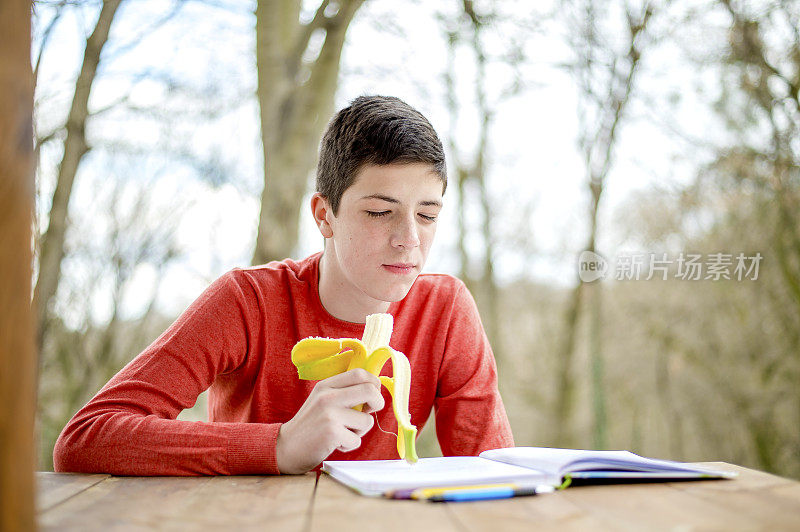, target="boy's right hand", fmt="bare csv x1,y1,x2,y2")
275,368,385,474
